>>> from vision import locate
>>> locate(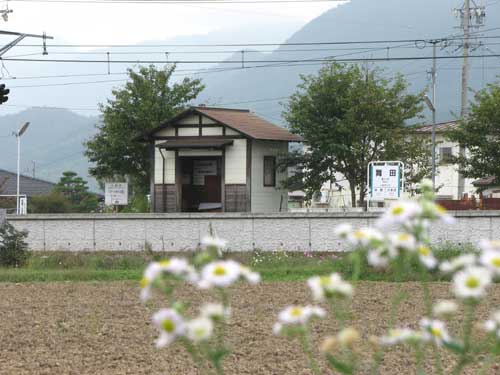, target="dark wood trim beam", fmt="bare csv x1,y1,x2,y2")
175,150,181,212
198,115,202,136
246,139,252,212
149,142,156,213
221,149,226,212
152,135,246,141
